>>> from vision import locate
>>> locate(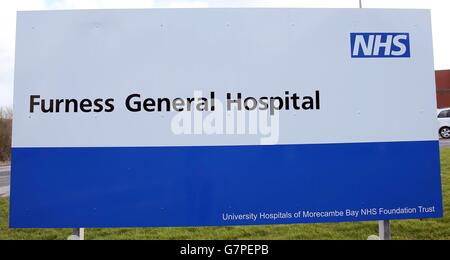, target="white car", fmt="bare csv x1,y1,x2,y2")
438,108,450,139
